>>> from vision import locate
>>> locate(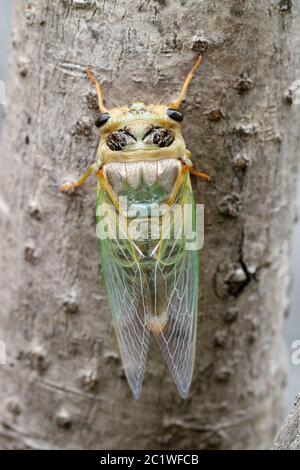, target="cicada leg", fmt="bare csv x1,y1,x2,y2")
188,168,211,182
182,156,211,182
96,170,120,212
60,165,96,192
181,152,211,182
167,166,189,207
